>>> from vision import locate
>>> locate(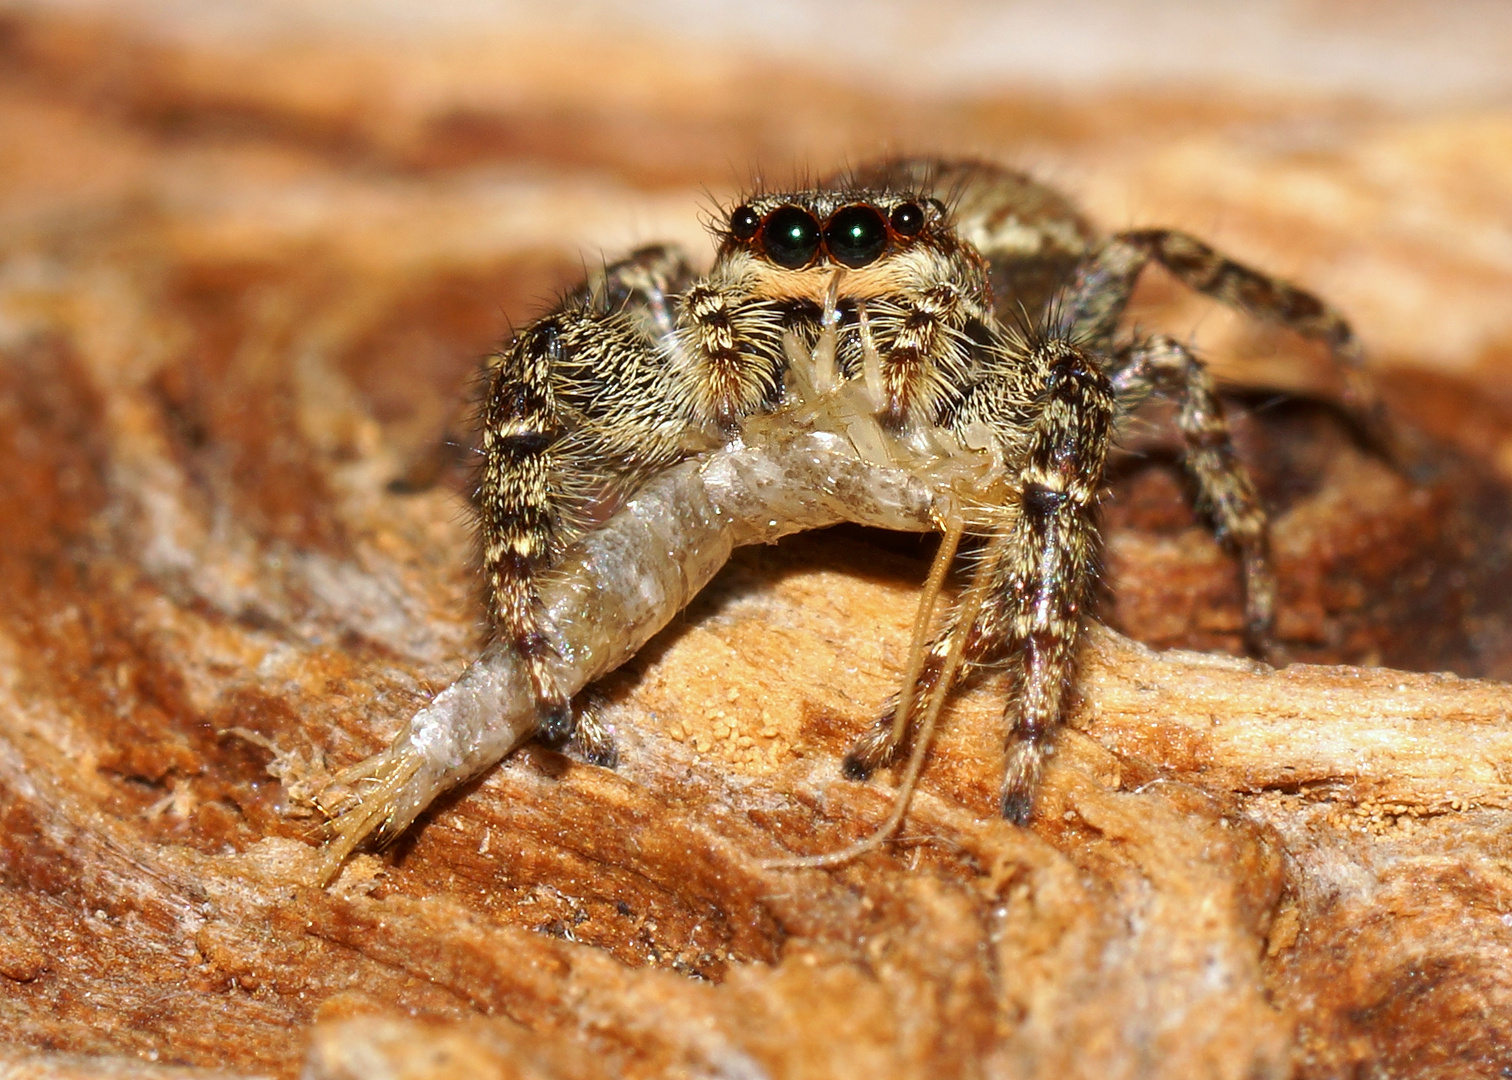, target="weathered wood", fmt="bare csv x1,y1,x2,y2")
2,5,1512,1077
